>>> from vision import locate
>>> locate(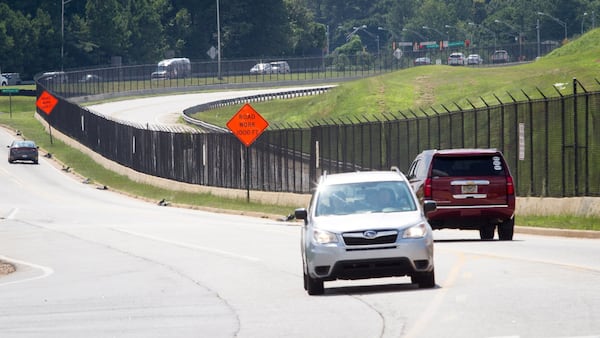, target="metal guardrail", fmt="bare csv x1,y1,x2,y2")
182,86,335,132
